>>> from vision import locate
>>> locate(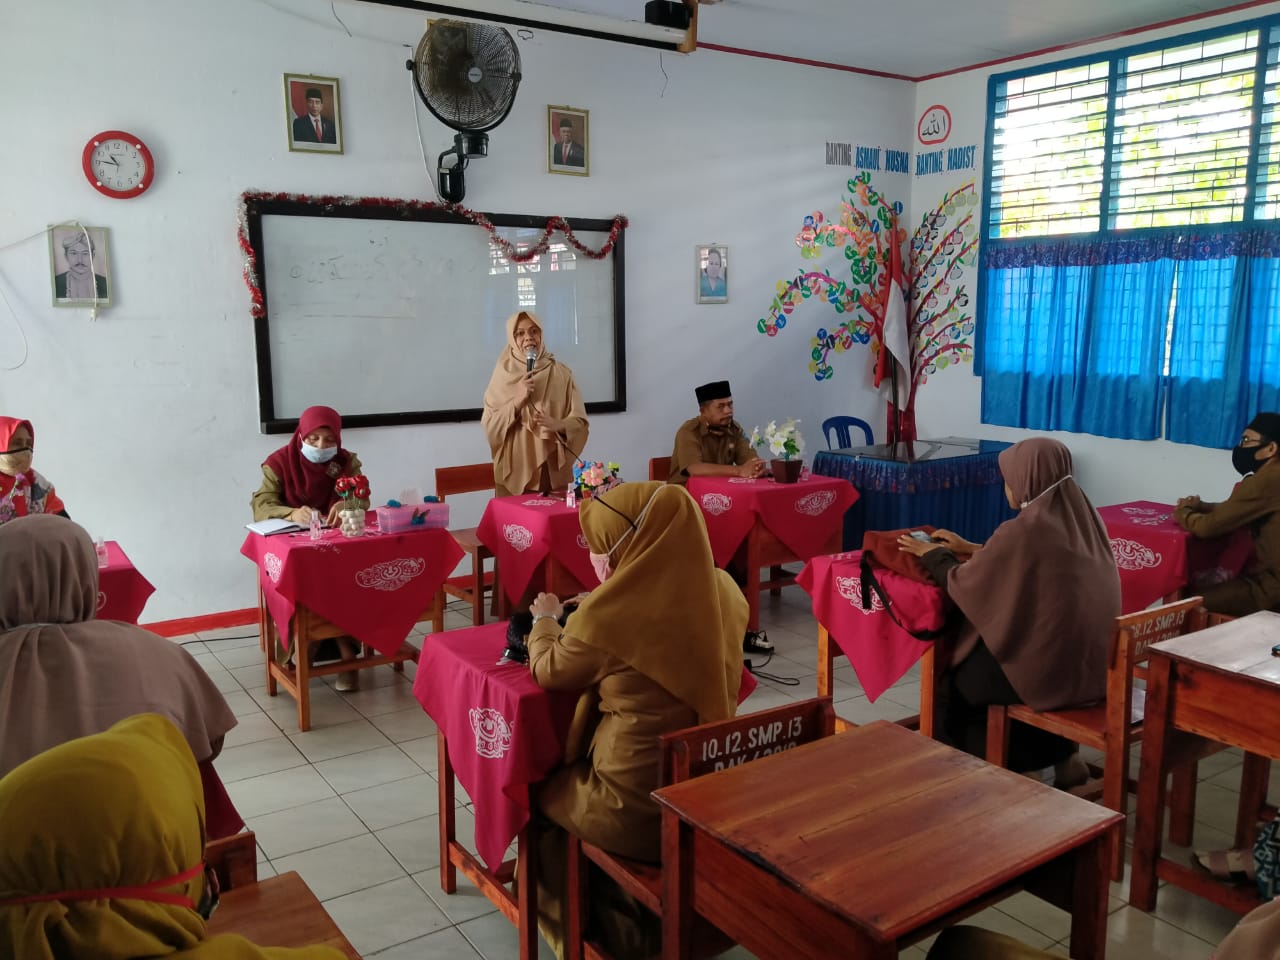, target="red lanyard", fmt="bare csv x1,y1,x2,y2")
0,861,203,909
